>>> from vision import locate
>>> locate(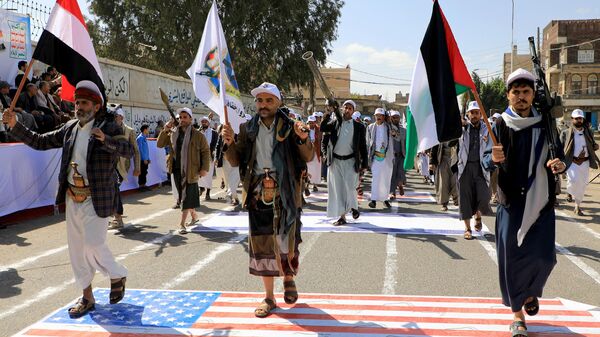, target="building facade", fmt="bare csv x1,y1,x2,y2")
542,19,600,129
